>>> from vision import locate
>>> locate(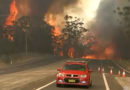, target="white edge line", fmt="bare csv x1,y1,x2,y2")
36,80,56,90
102,73,110,90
